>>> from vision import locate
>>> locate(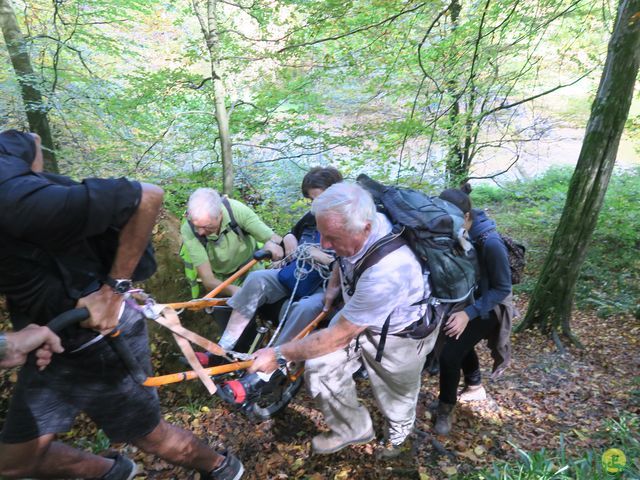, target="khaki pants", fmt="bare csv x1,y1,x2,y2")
305,326,435,445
